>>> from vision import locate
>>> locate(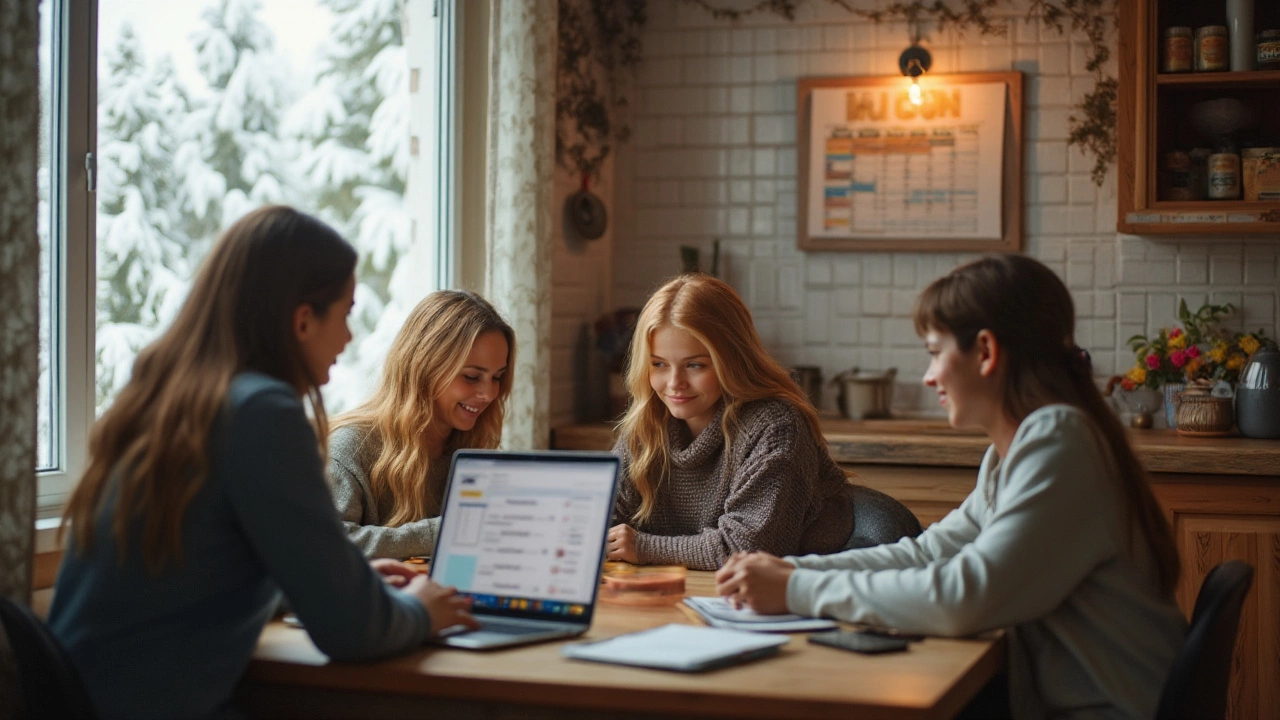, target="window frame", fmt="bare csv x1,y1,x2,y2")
37,0,97,520
37,0,469,520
